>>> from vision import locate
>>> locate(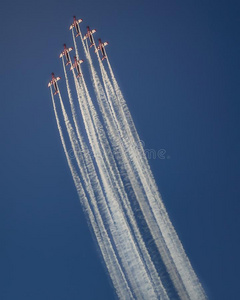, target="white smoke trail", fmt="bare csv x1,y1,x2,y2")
82,33,205,299
80,36,178,298
92,48,204,299
70,61,161,299
89,41,171,298
61,57,138,298
80,38,168,296
104,56,207,299
95,54,190,299
51,85,135,299
64,44,163,299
